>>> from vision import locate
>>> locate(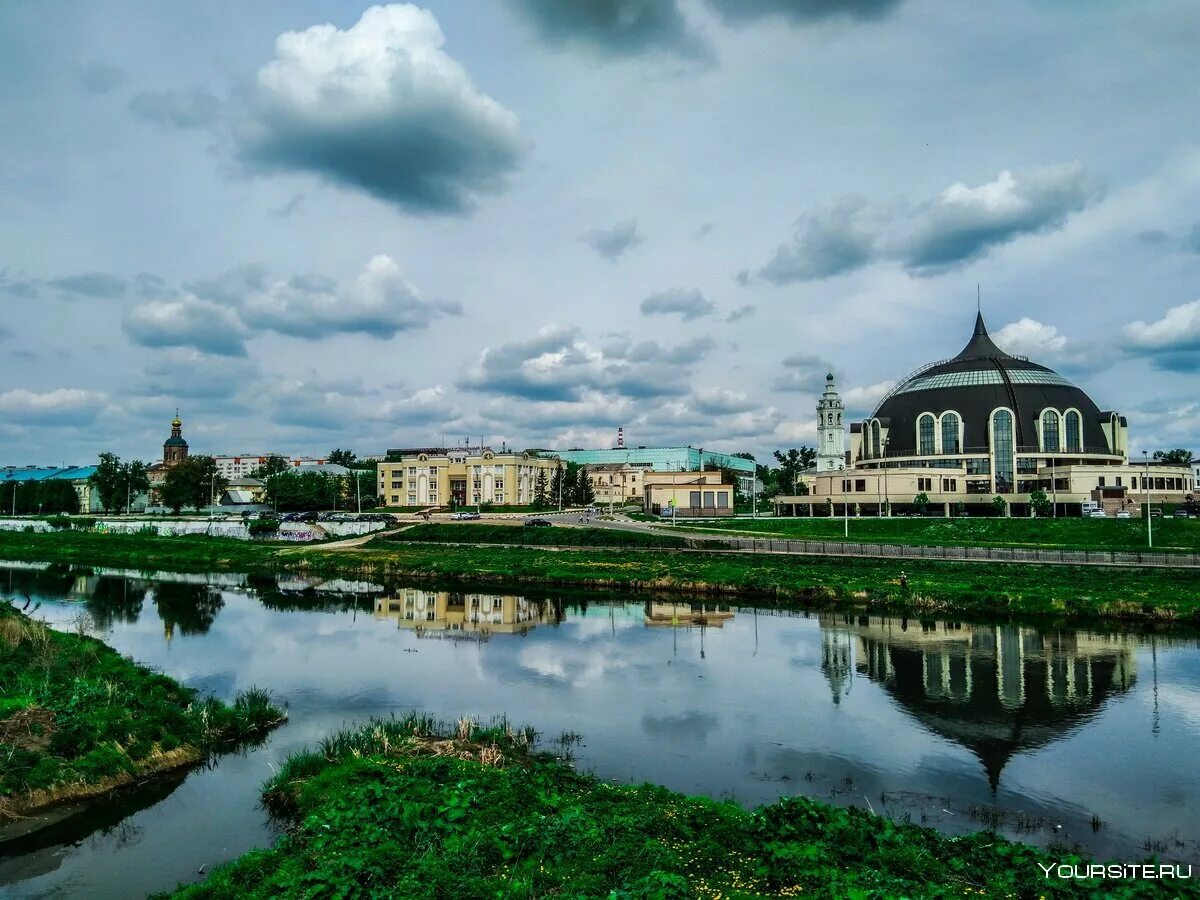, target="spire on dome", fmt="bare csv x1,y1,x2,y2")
953,311,1008,360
